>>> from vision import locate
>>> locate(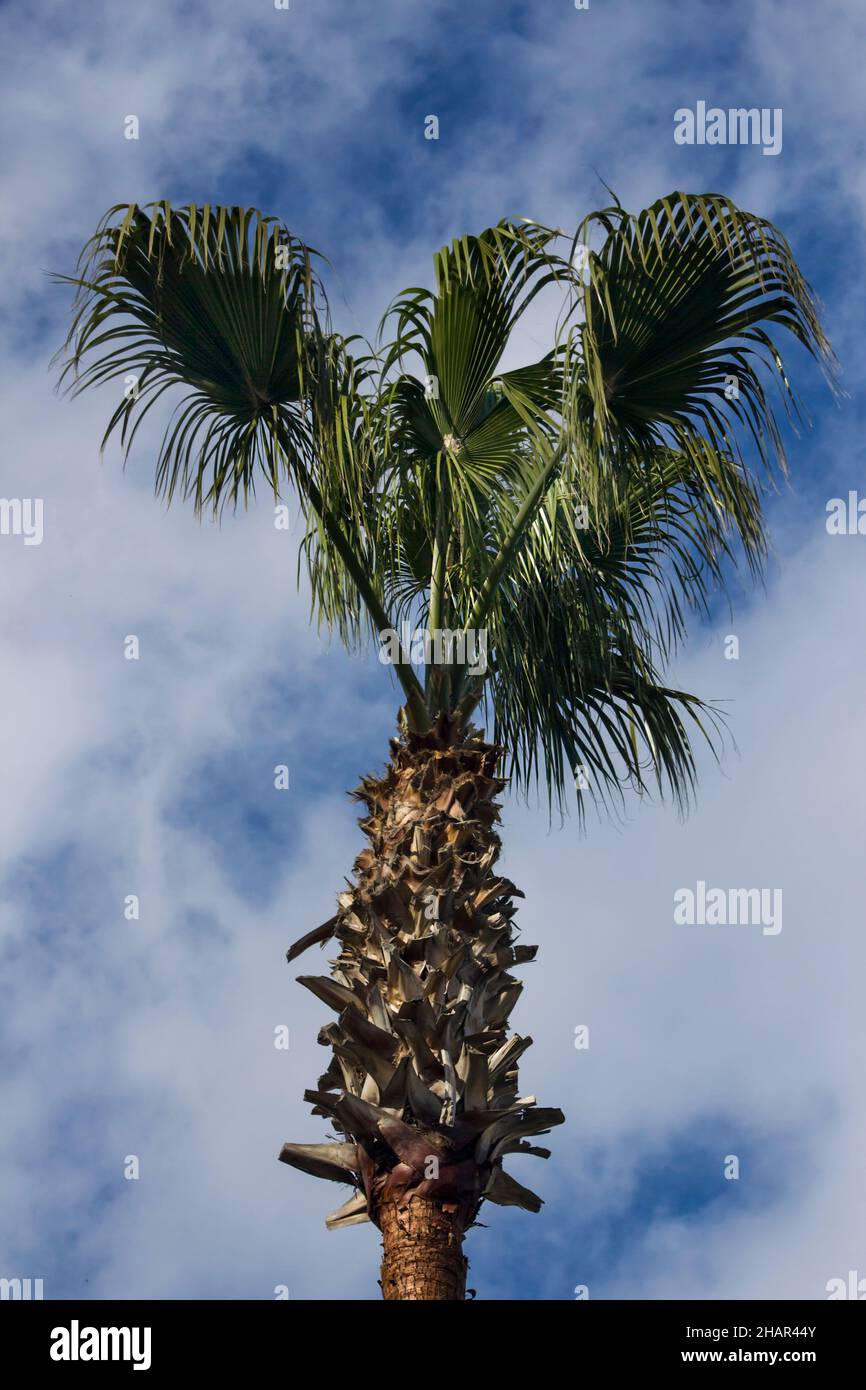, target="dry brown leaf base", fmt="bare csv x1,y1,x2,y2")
280,715,564,1299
